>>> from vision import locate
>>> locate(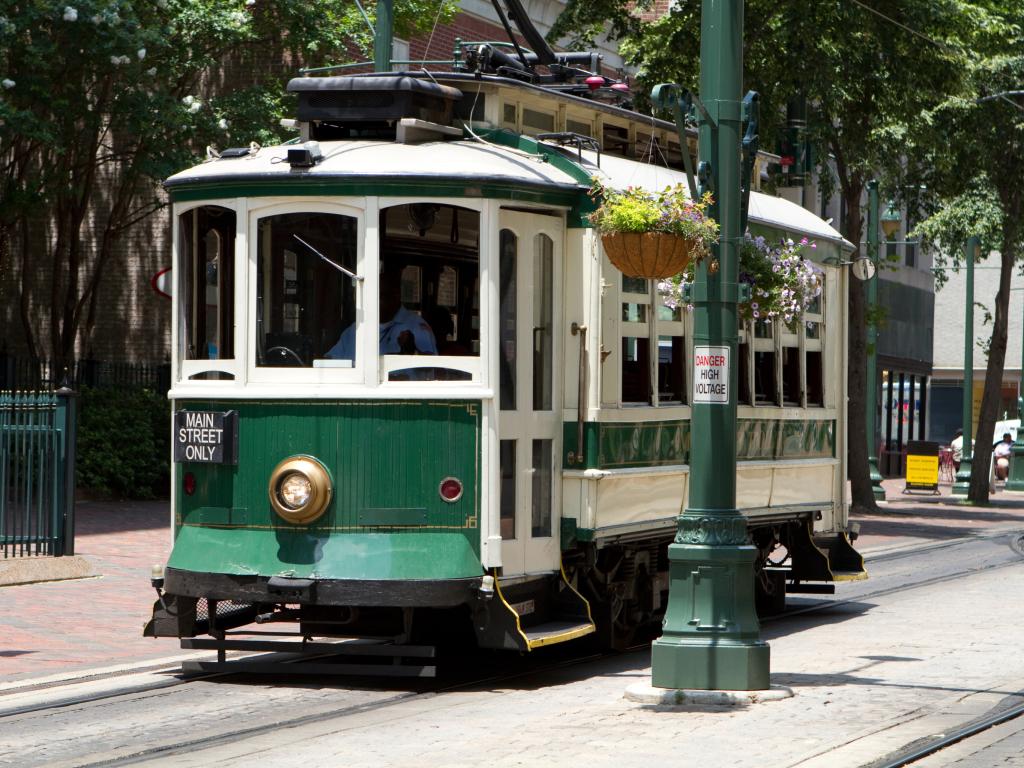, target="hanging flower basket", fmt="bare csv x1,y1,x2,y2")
601,231,700,279
589,179,718,280
658,234,822,322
